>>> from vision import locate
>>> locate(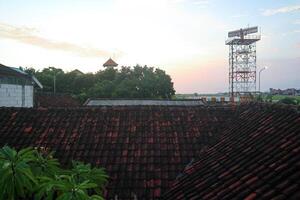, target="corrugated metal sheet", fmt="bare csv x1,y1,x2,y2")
85,99,205,106
0,64,43,88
